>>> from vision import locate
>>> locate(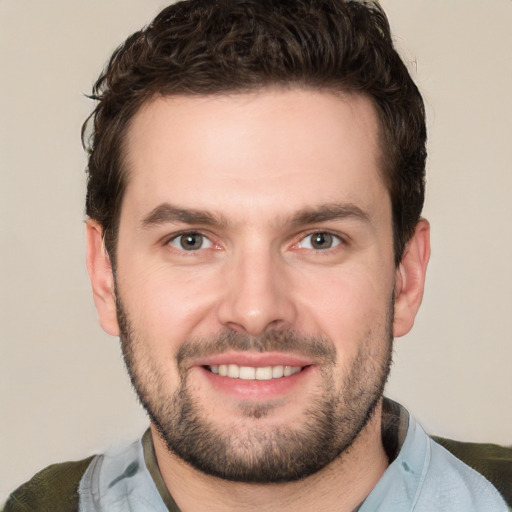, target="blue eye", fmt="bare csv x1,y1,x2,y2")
299,232,341,250
168,233,213,251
